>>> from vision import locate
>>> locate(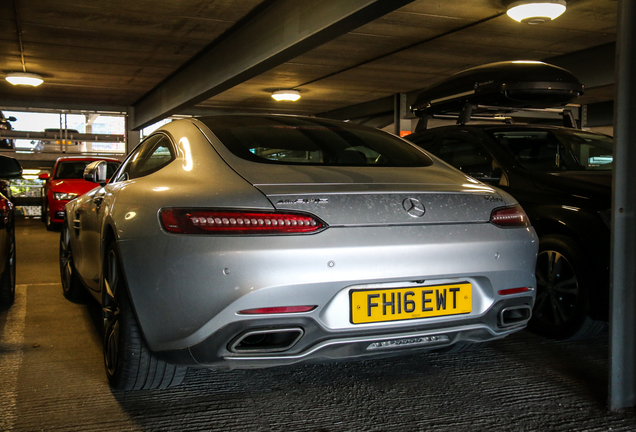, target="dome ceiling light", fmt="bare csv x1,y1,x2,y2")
5,72,44,86
507,0,567,25
271,90,301,102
